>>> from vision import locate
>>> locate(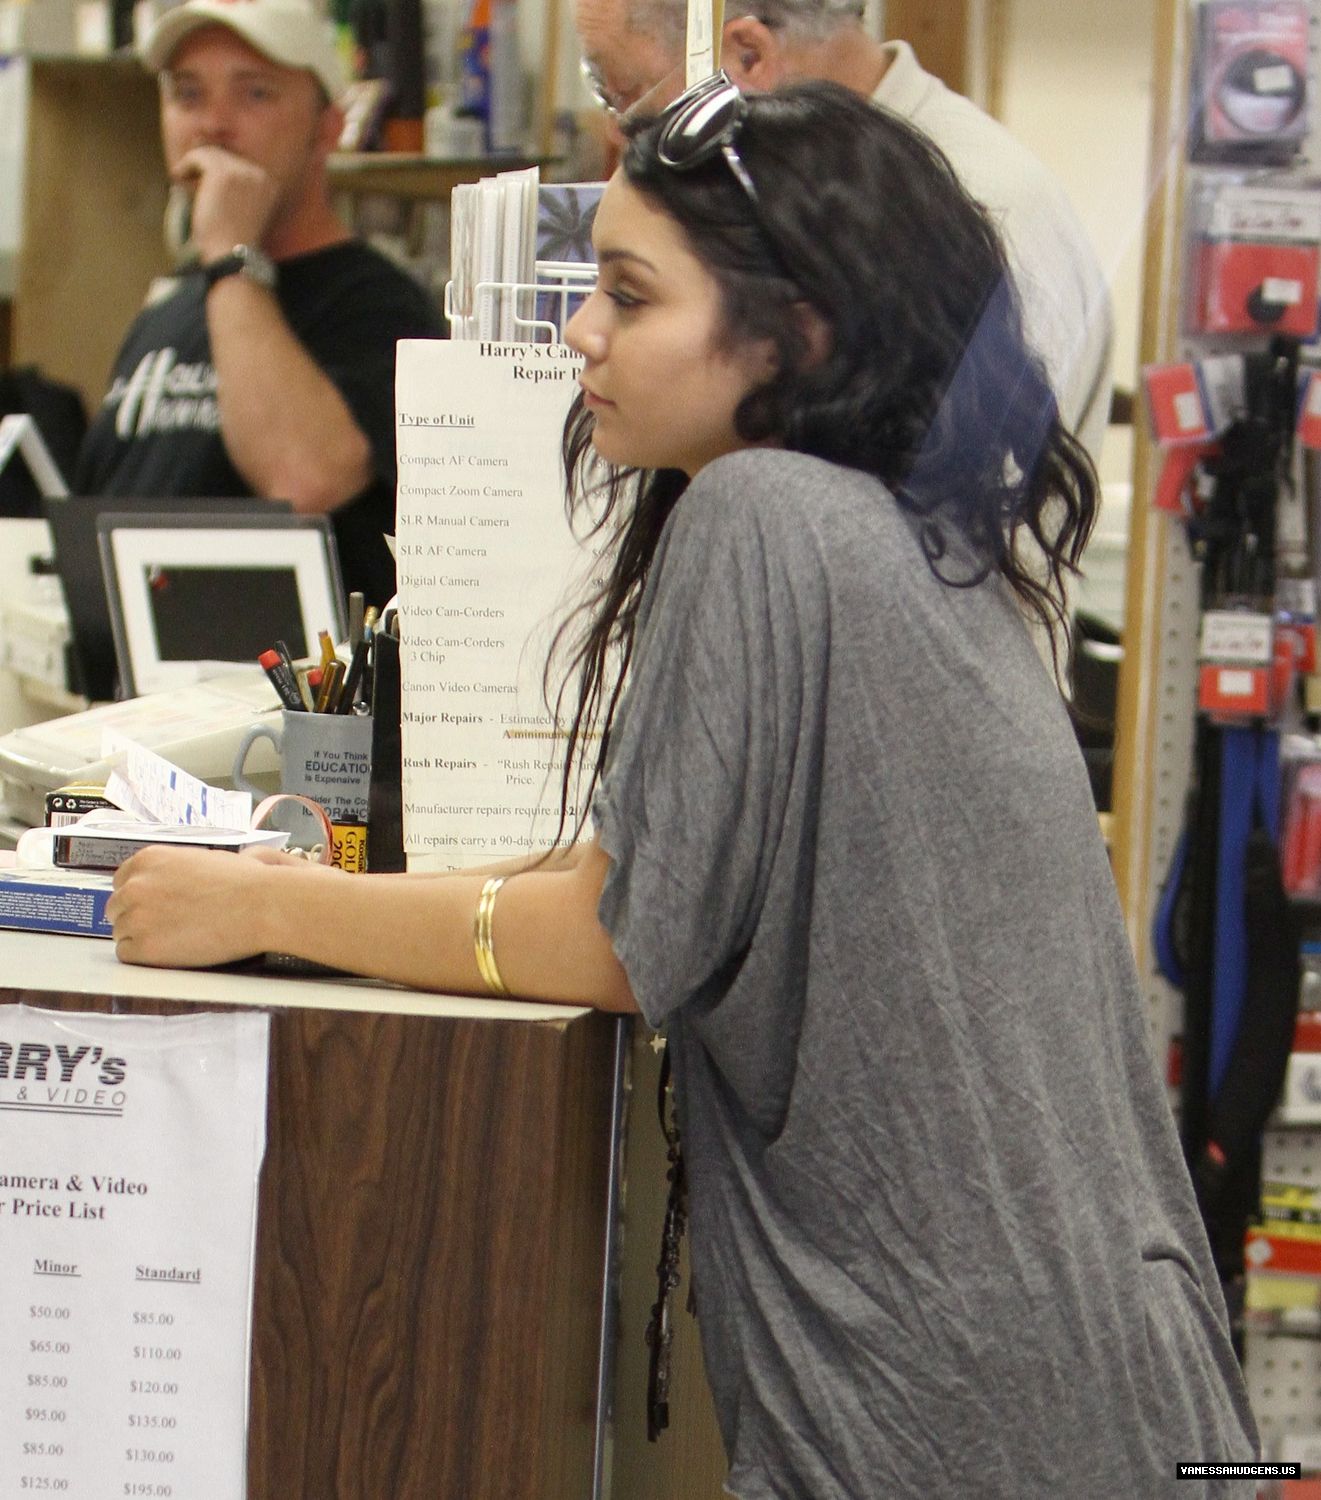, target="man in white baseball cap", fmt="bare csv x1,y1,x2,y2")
141,0,347,101
76,0,443,608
